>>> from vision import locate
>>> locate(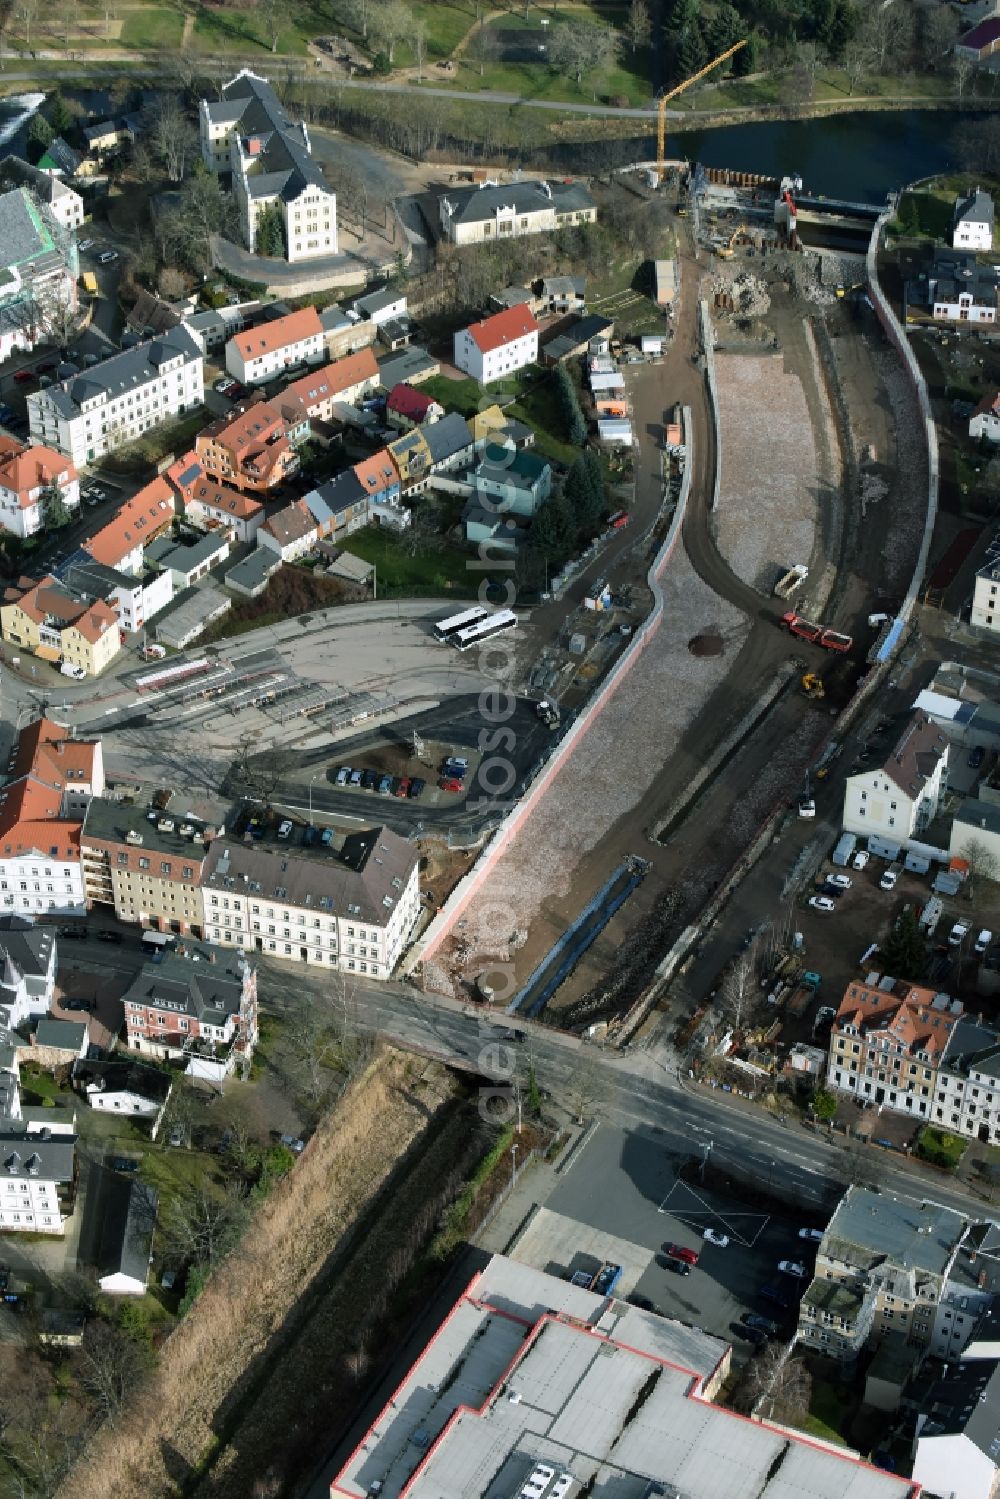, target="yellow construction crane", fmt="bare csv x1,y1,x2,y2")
657,39,748,181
